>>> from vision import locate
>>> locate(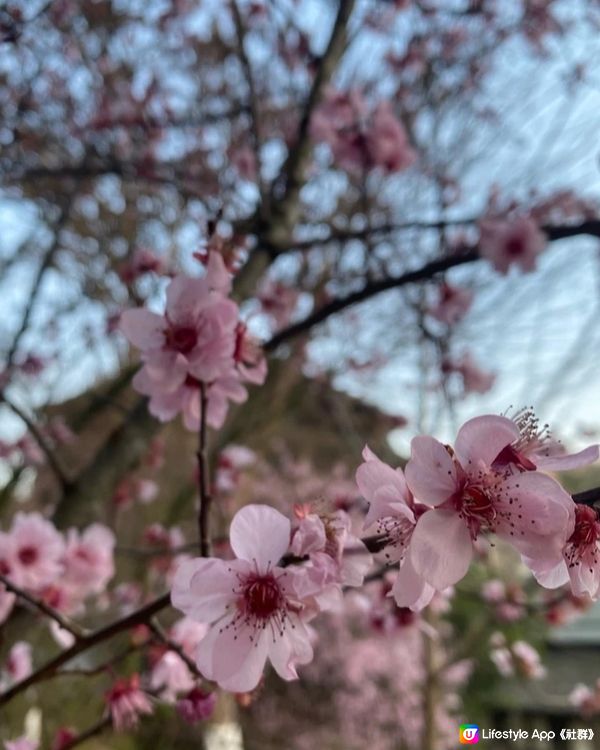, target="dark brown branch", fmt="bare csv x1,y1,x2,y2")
0,592,170,708
197,383,212,557
265,218,600,351
0,394,71,489
0,573,86,639
573,487,600,508
265,0,356,247
59,718,112,750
